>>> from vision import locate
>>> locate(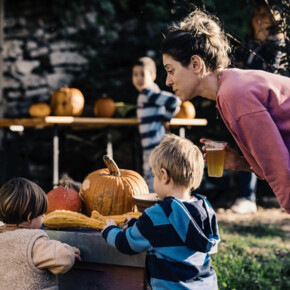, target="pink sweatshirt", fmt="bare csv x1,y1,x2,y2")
216,68,290,213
